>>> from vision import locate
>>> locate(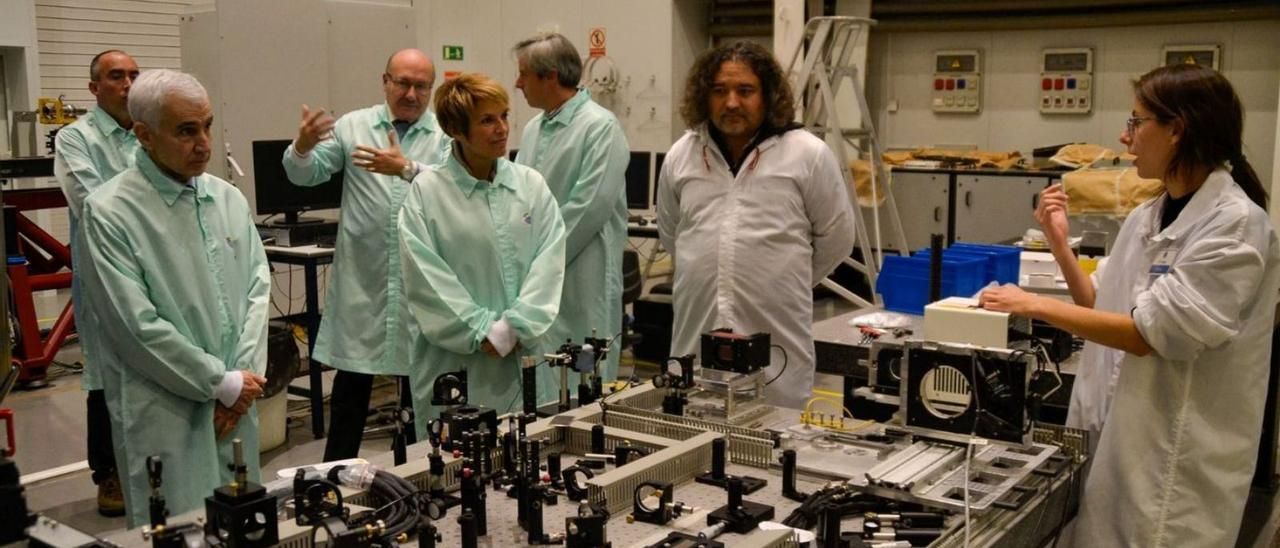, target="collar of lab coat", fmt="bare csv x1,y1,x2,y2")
89,105,131,138
692,123,781,170
374,103,441,136
135,148,210,207
541,88,591,128
445,147,515,197
1144,167,1233,243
